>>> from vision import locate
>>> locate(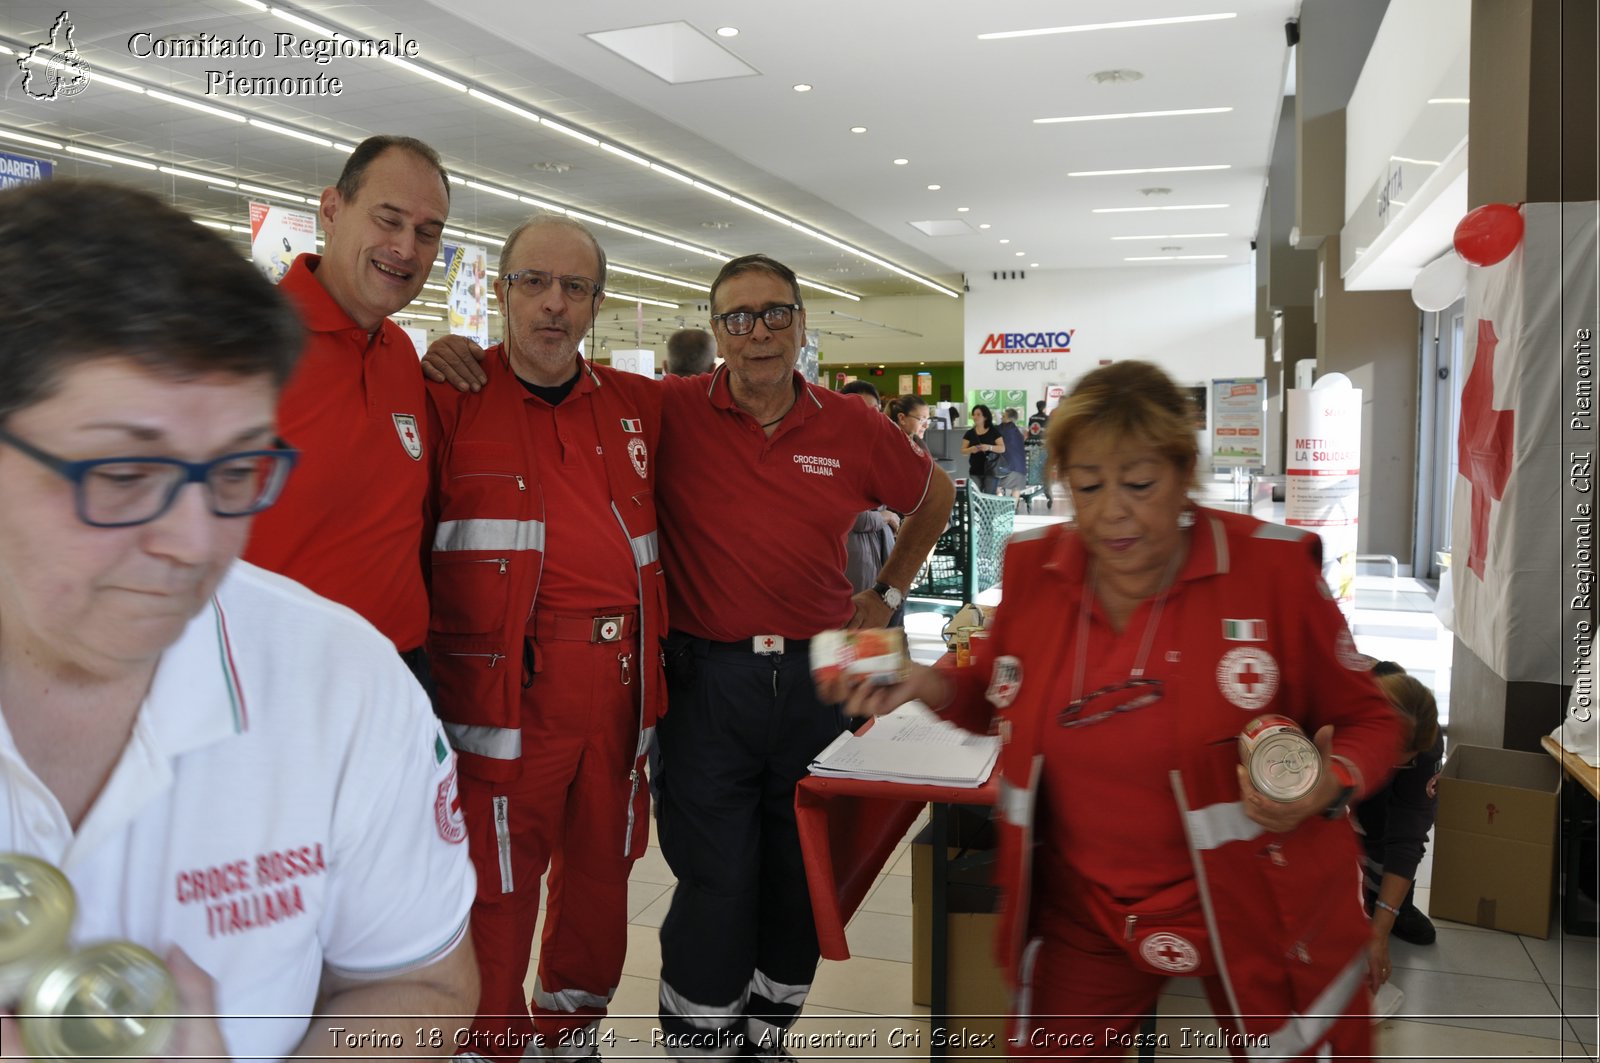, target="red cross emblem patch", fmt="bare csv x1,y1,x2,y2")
1216,647,1279,711
392,413,423,461
1139,932,1200,973
434,764,466,844
986,655,1023,709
